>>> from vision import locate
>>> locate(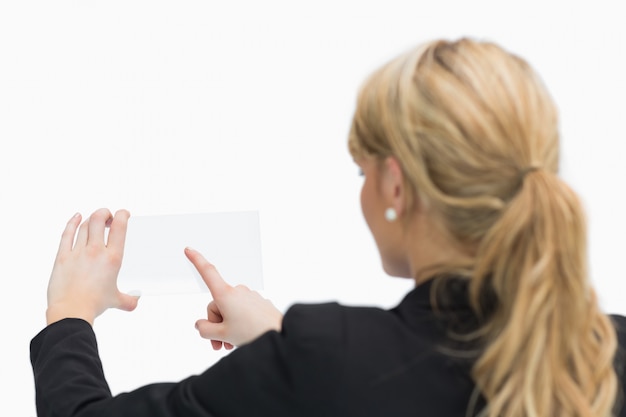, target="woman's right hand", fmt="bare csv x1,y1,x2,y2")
184,247,283,349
